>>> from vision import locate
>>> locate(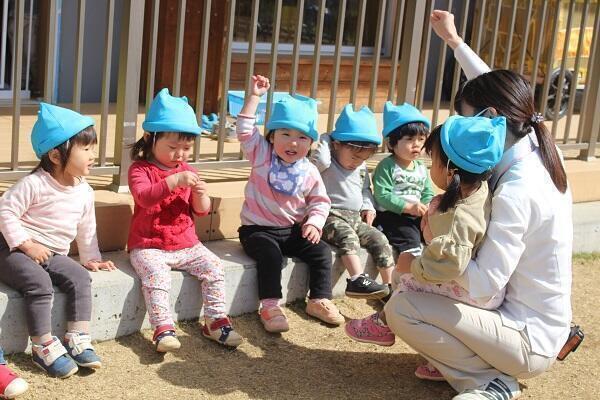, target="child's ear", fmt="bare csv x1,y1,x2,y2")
486,107,498,118
48,149,61,166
